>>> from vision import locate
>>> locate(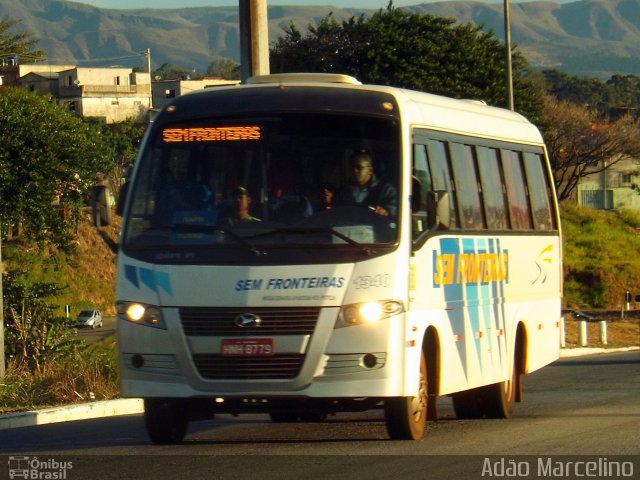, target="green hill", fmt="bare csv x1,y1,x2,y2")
561,203,640,309
2,211,119,320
